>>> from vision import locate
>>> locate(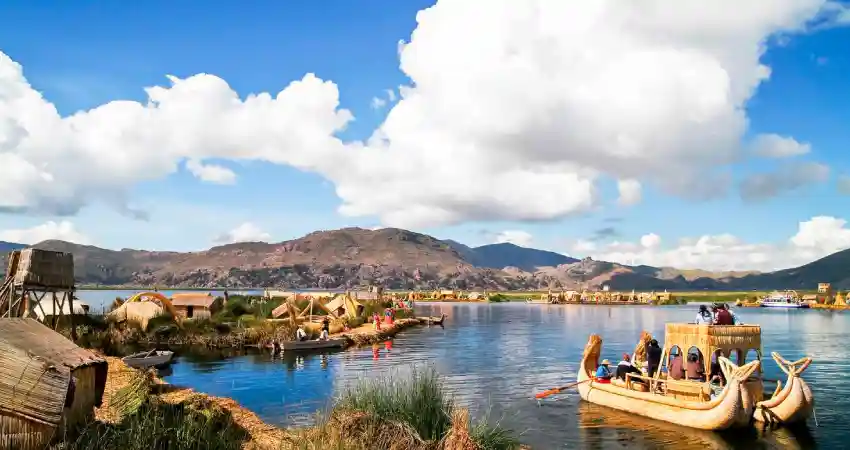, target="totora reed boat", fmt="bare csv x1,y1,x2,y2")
577,323,814,430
